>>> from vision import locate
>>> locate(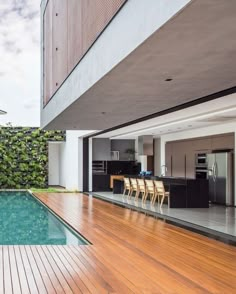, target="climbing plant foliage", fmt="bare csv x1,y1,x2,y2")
0,127,65,189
